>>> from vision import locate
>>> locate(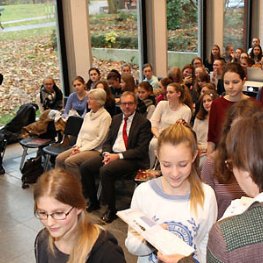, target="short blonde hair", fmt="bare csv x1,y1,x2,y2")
88,88,106,106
